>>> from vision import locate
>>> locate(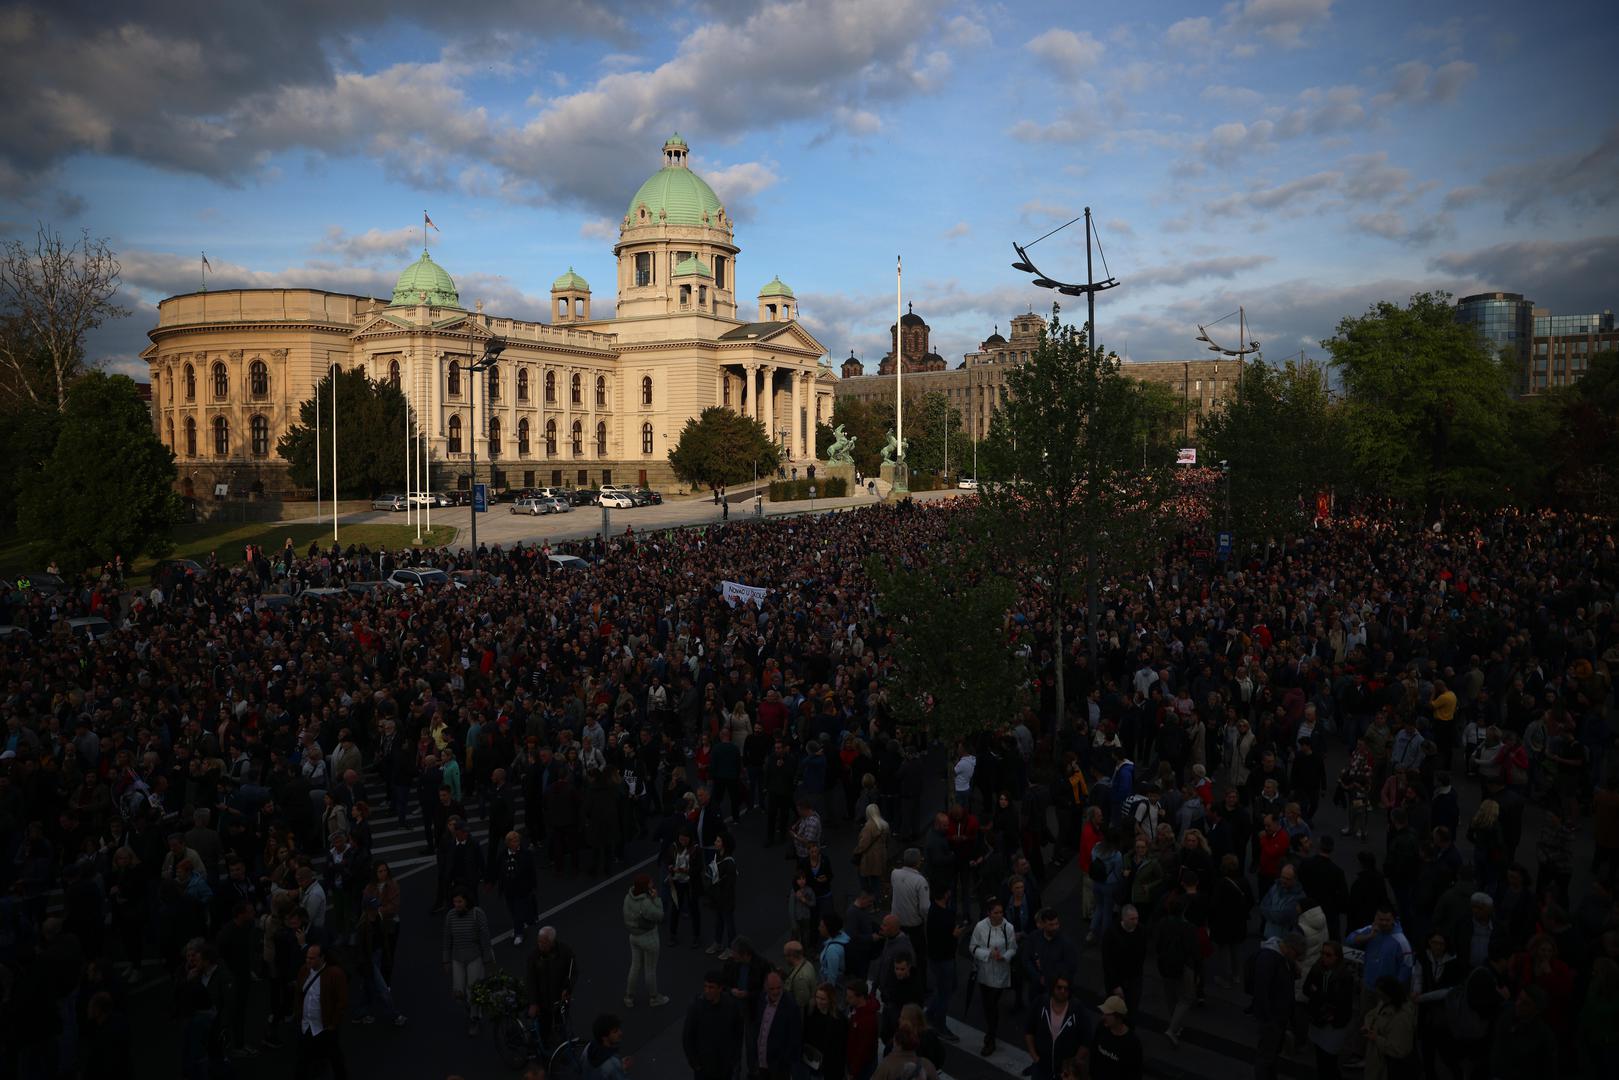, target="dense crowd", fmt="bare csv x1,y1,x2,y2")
0,501,1617,1080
